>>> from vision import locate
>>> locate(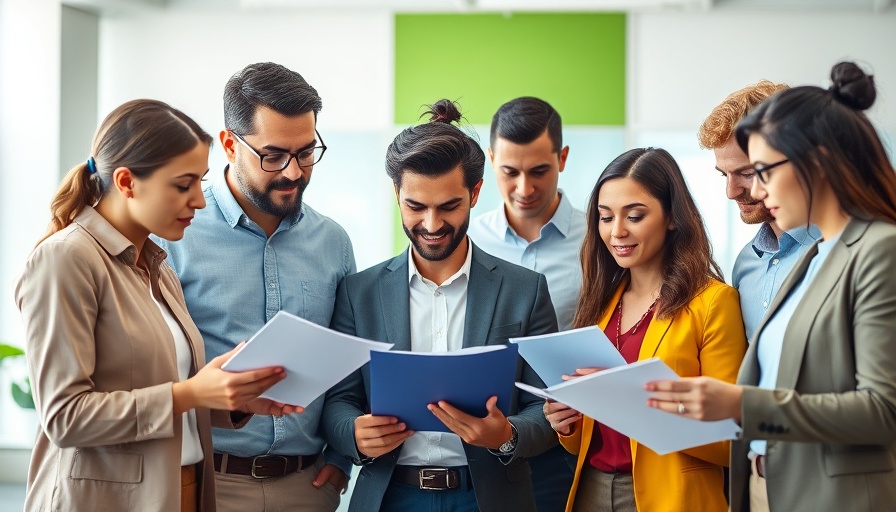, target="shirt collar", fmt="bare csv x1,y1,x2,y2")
499,189,574,240
407,237,473,287
750,222,821,256
73,205,167,269
211,165,305,229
